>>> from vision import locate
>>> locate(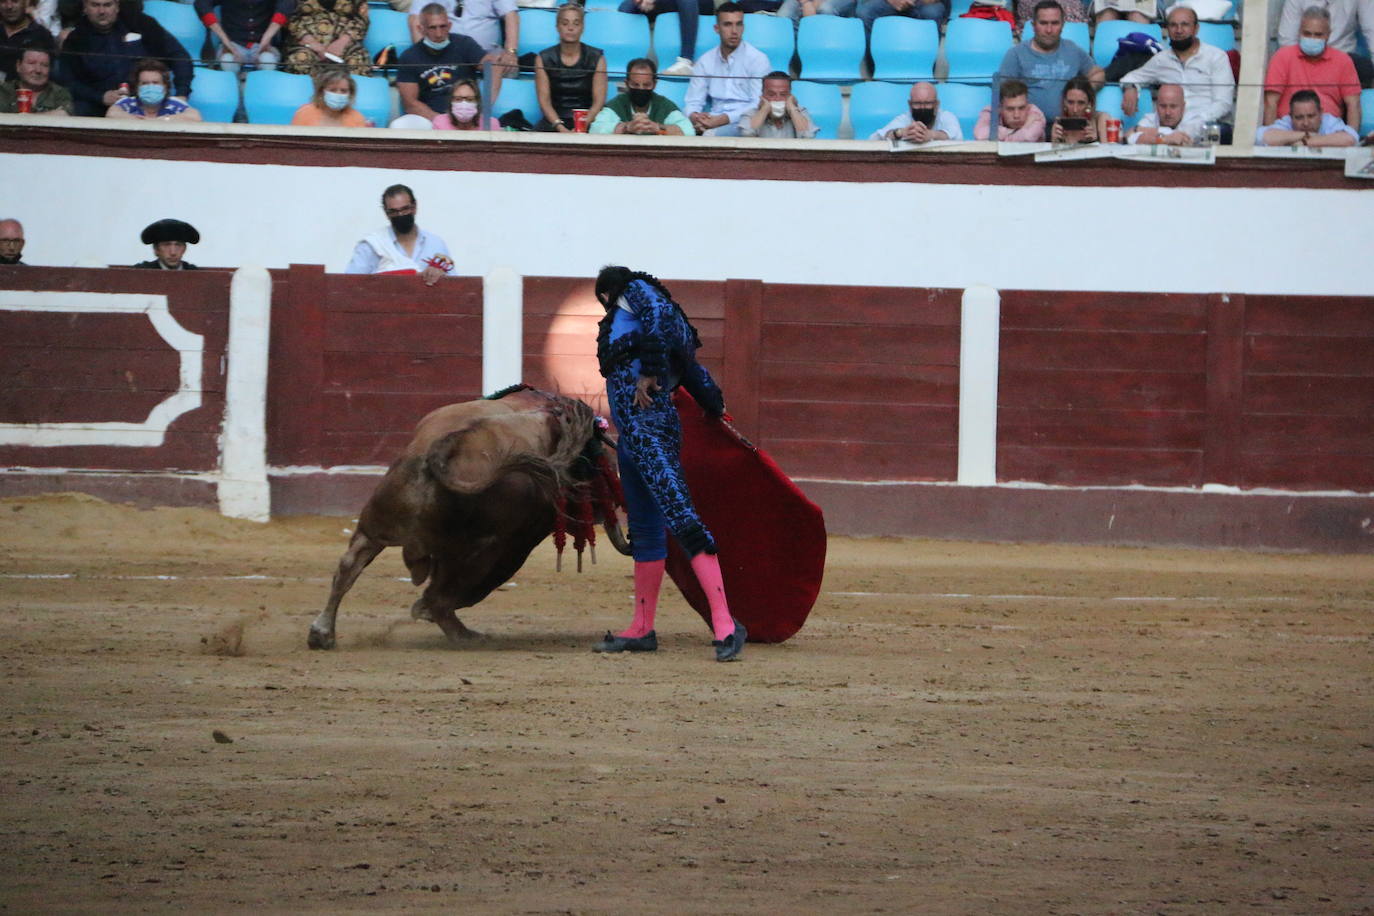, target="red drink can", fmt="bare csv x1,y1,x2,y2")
16,87,33,113
572,108,589,133
1105,118,1121,143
